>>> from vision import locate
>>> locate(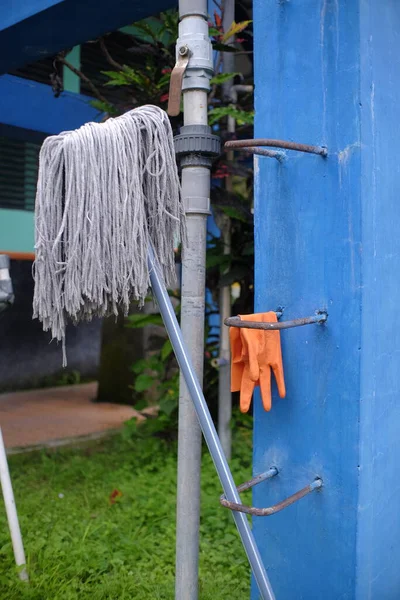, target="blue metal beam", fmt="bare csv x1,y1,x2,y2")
1,1,63,31
0,0,176,74
0,75,100,137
